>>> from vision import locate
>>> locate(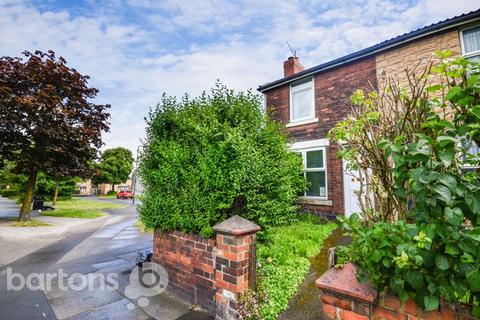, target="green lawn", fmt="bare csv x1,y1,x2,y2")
256,217,337,320
41,198,126,219
97,193,117,198
12,219,52,227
